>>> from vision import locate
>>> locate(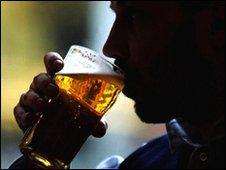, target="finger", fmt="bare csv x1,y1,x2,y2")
13,104,38,132
44,52,64,77
20,90,47,112
91,117,108,138
31,73,59,98
100,116,108,129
